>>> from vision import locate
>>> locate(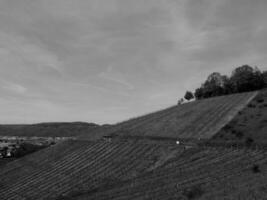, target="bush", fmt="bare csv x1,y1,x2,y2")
257,98,264,103
252,164,260,173
184,91,194,101
235,131,244,139
182,185,204,199
248,103,256,108
12,143,47,158
223,124,233,131
245,137,254,147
